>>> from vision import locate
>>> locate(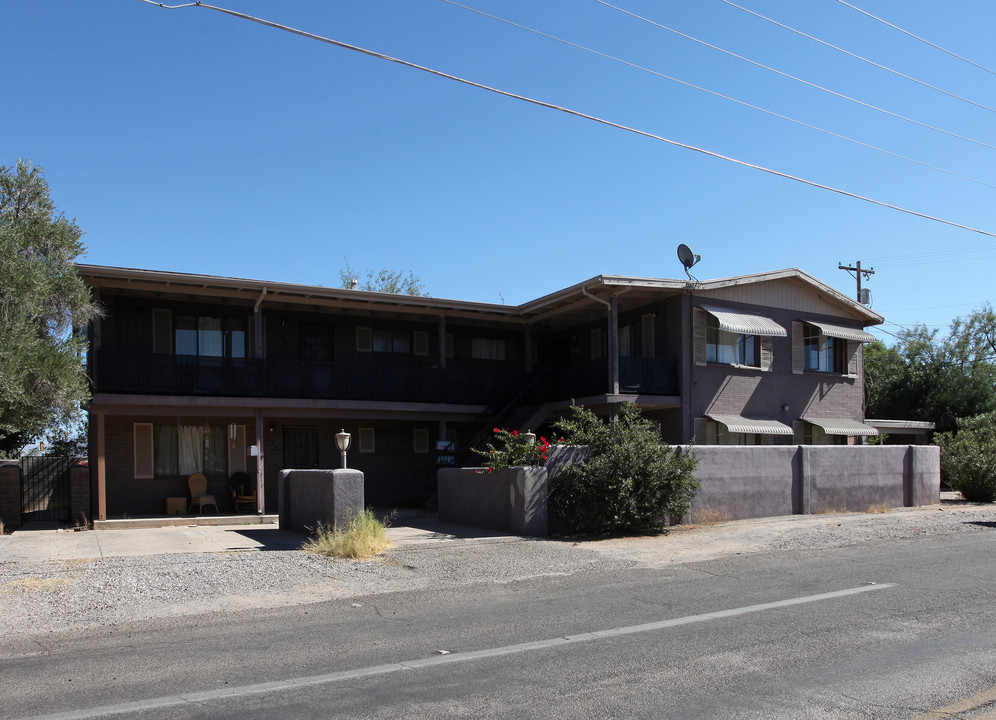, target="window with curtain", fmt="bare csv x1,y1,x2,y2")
706,315,758,366
471,338,506,361
151,424,230,478
803,324,844,373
